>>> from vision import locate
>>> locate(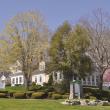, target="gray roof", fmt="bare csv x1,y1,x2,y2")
10,69,46,77
10,72,23,77
0,72,11,78
32,69,45,75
